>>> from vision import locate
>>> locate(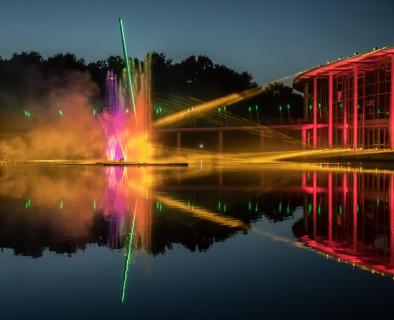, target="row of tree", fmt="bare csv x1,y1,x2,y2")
0,51,303,126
